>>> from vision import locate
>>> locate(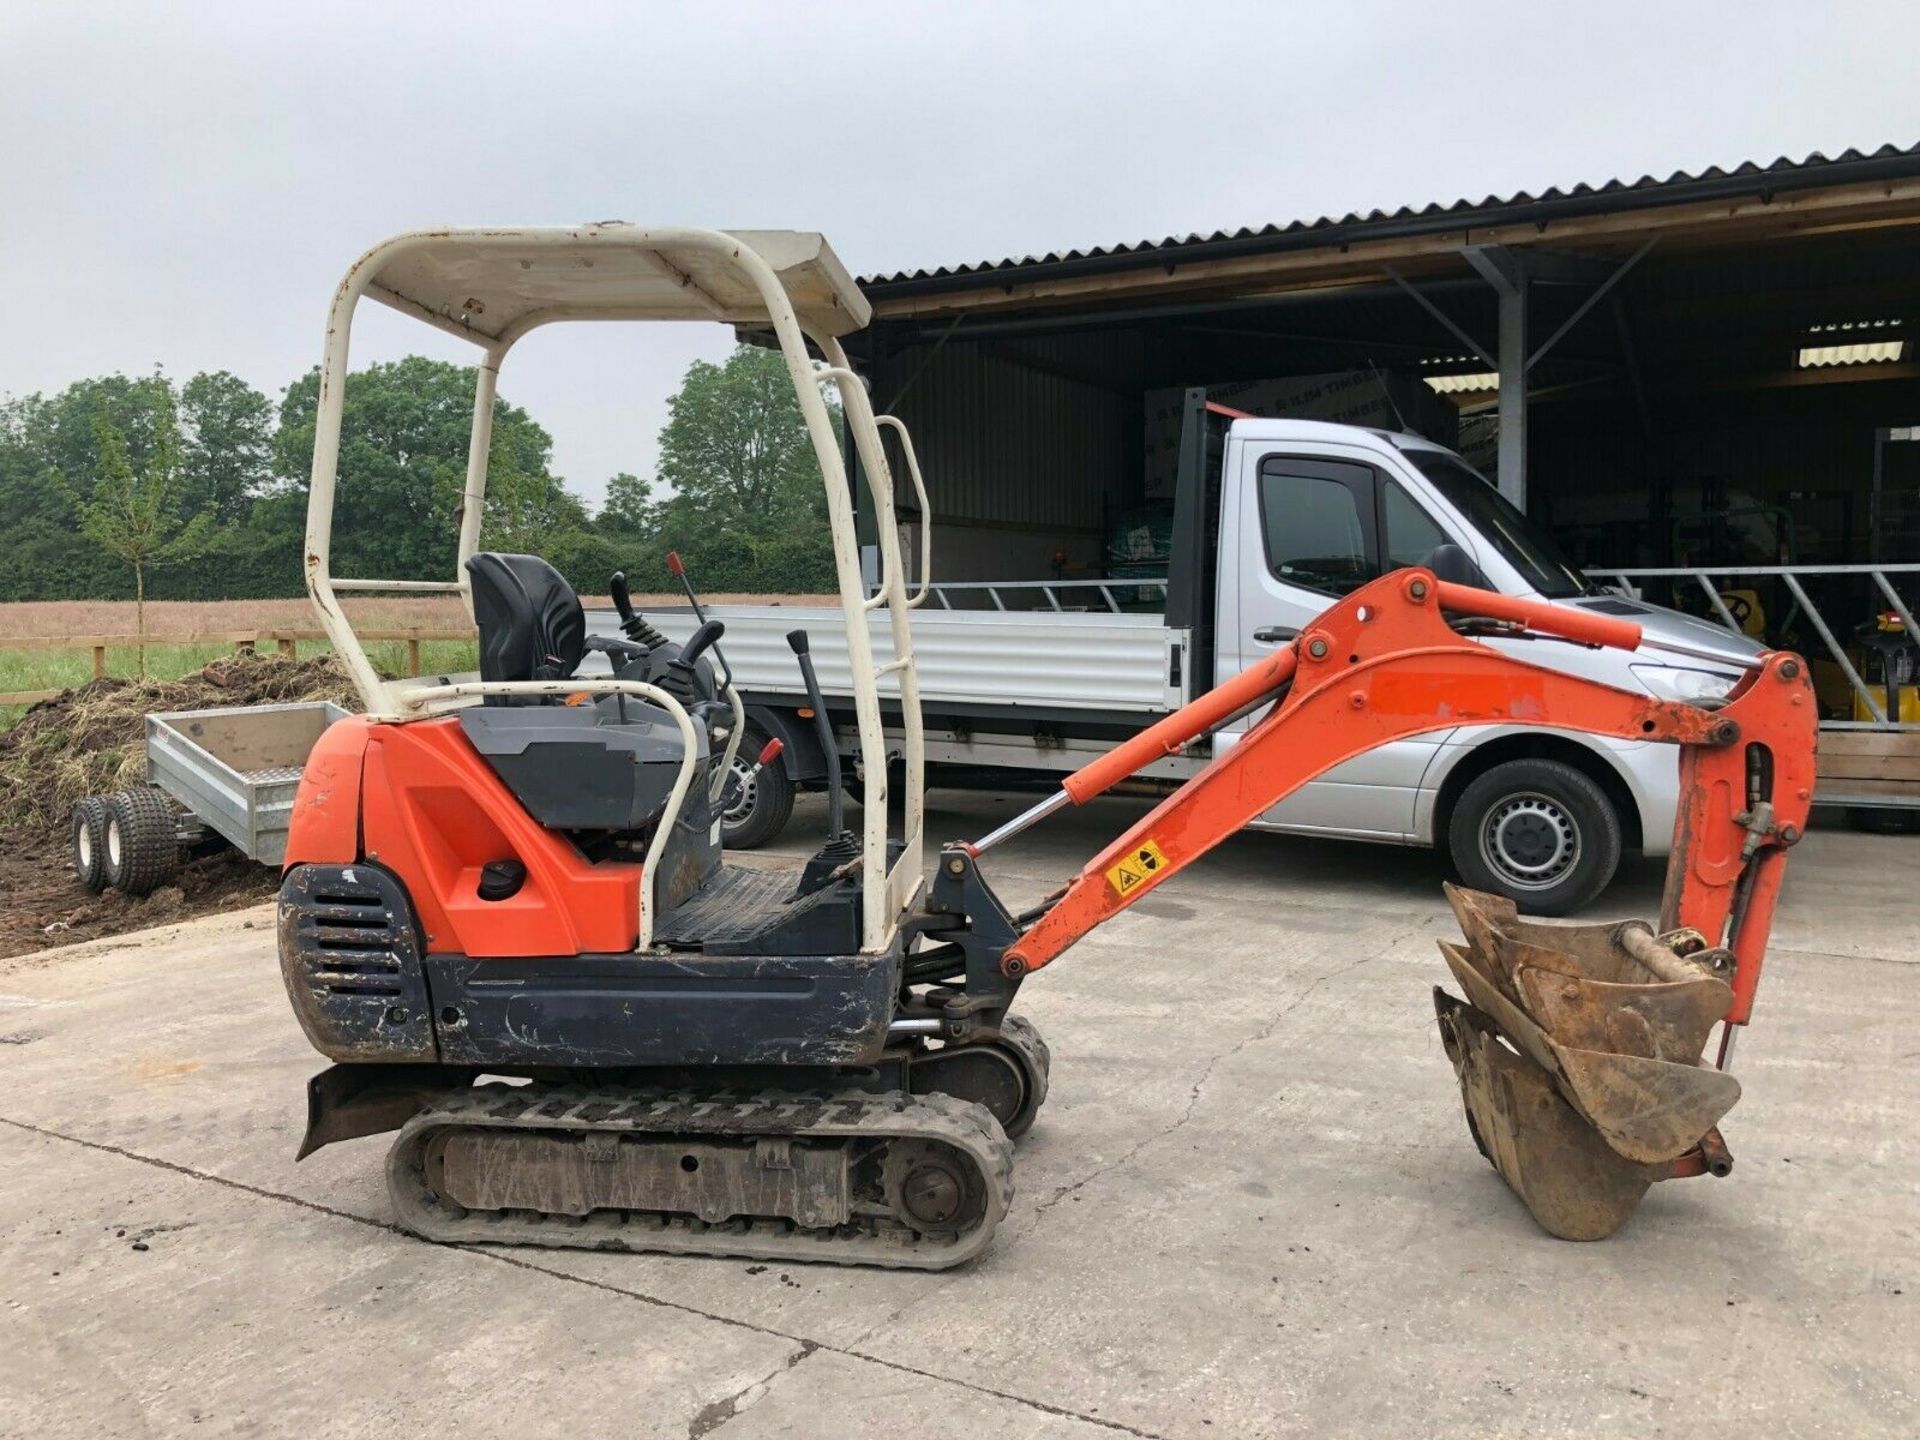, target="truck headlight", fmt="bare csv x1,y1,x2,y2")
1630,664,1738,703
